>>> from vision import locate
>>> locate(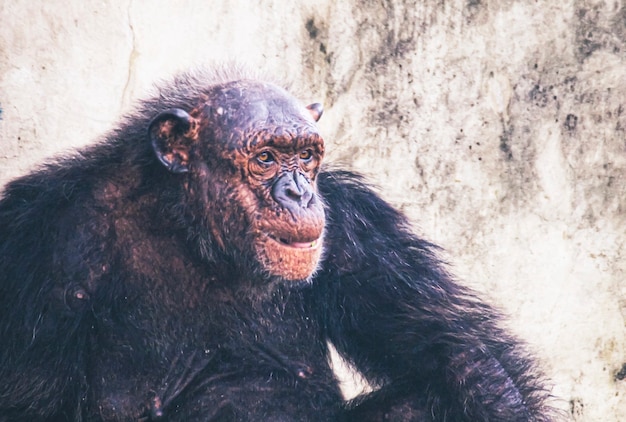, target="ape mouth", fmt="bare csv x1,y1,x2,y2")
259,233,324,281
267,234,321,250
